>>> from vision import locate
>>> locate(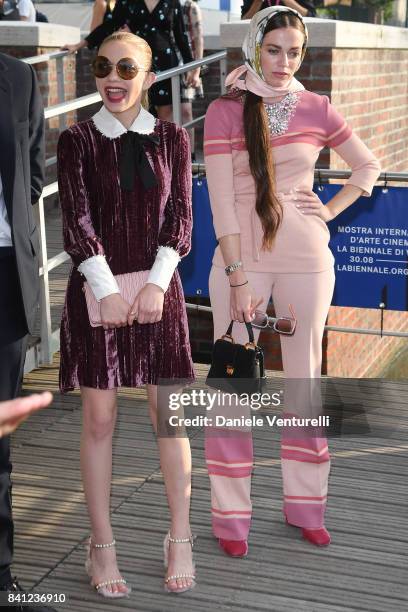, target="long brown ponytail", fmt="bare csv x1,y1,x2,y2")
243,91,281,250
242,12,307,250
